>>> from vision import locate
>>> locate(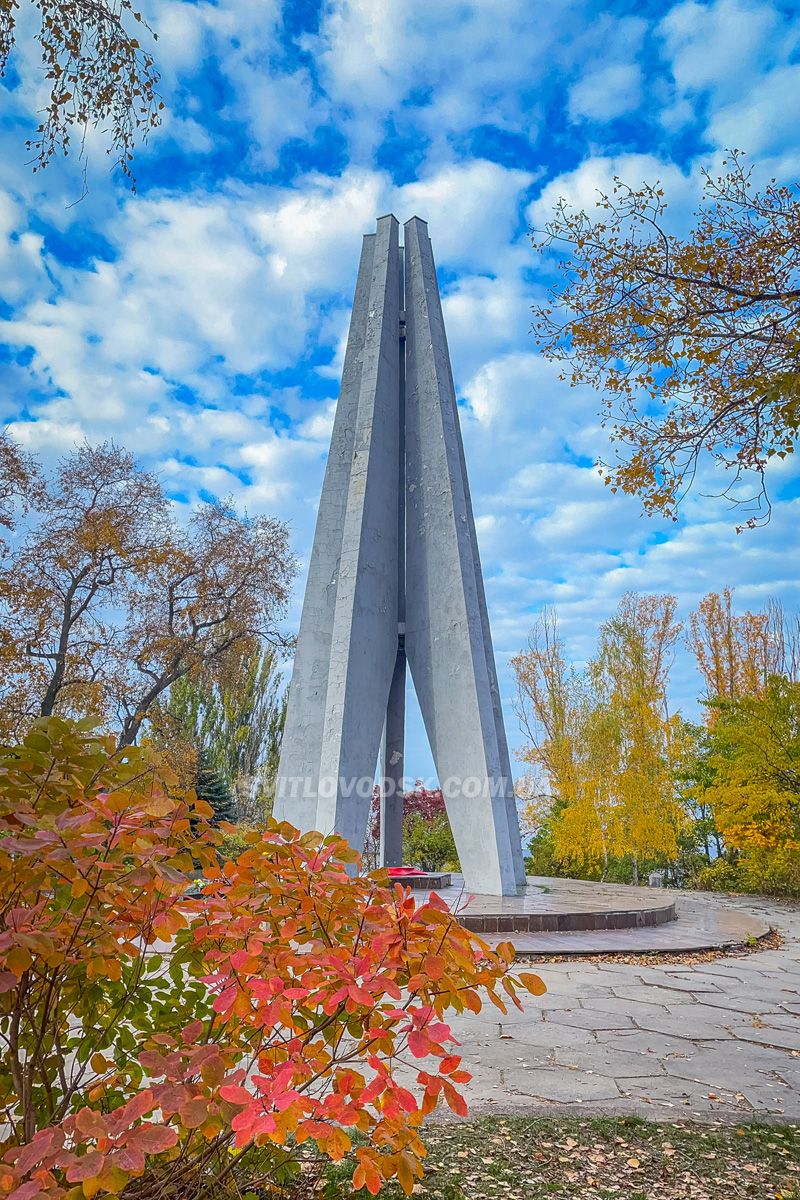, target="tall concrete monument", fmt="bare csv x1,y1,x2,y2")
274,215,525,896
